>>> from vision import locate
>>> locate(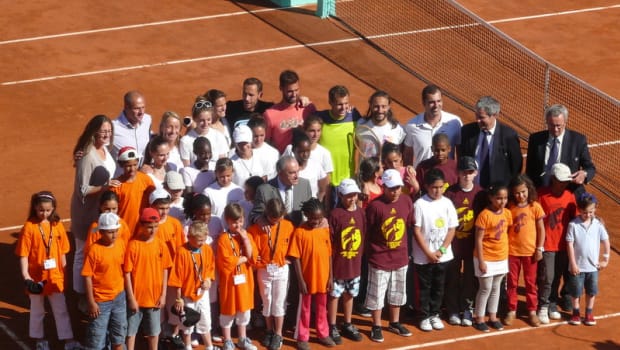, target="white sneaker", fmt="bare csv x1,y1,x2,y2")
238,337,257,350
430,315,445,330
420,317,433,332
549,309,562,320
538,307,550,324
461,309,473,327
448,314,461,325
